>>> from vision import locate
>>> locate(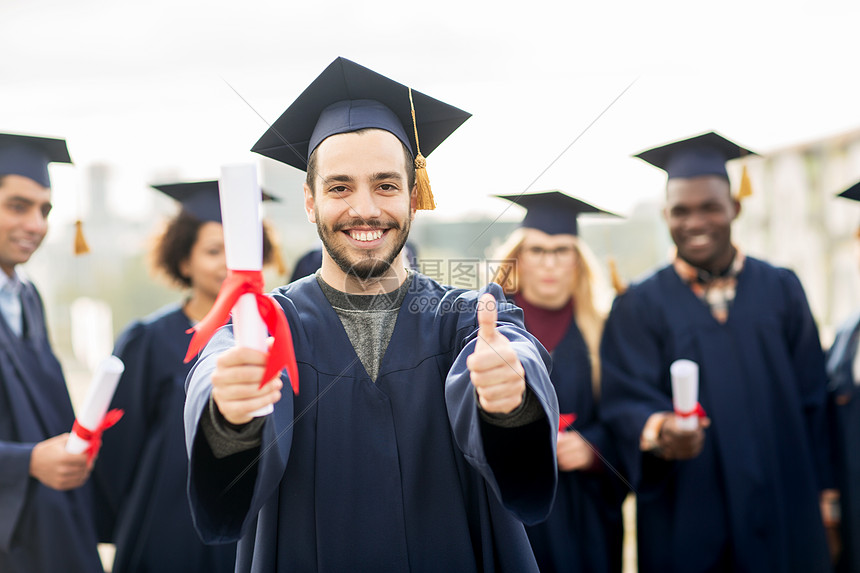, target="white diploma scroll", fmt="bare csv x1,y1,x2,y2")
670,359,700,431
66,355,125,454
219,164,272,417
